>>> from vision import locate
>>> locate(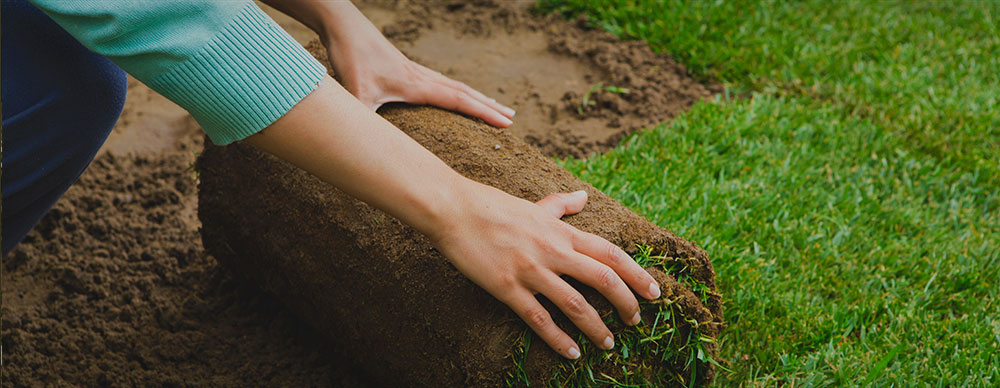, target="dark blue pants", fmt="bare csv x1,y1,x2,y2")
2,0,127,256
